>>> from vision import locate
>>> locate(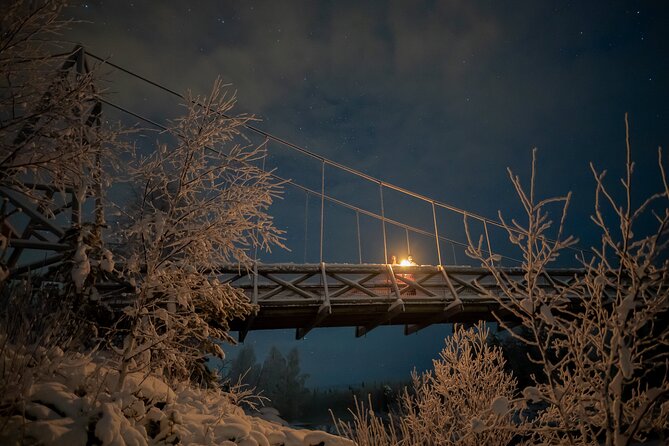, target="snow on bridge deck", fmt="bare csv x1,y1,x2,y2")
220,263,583,341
